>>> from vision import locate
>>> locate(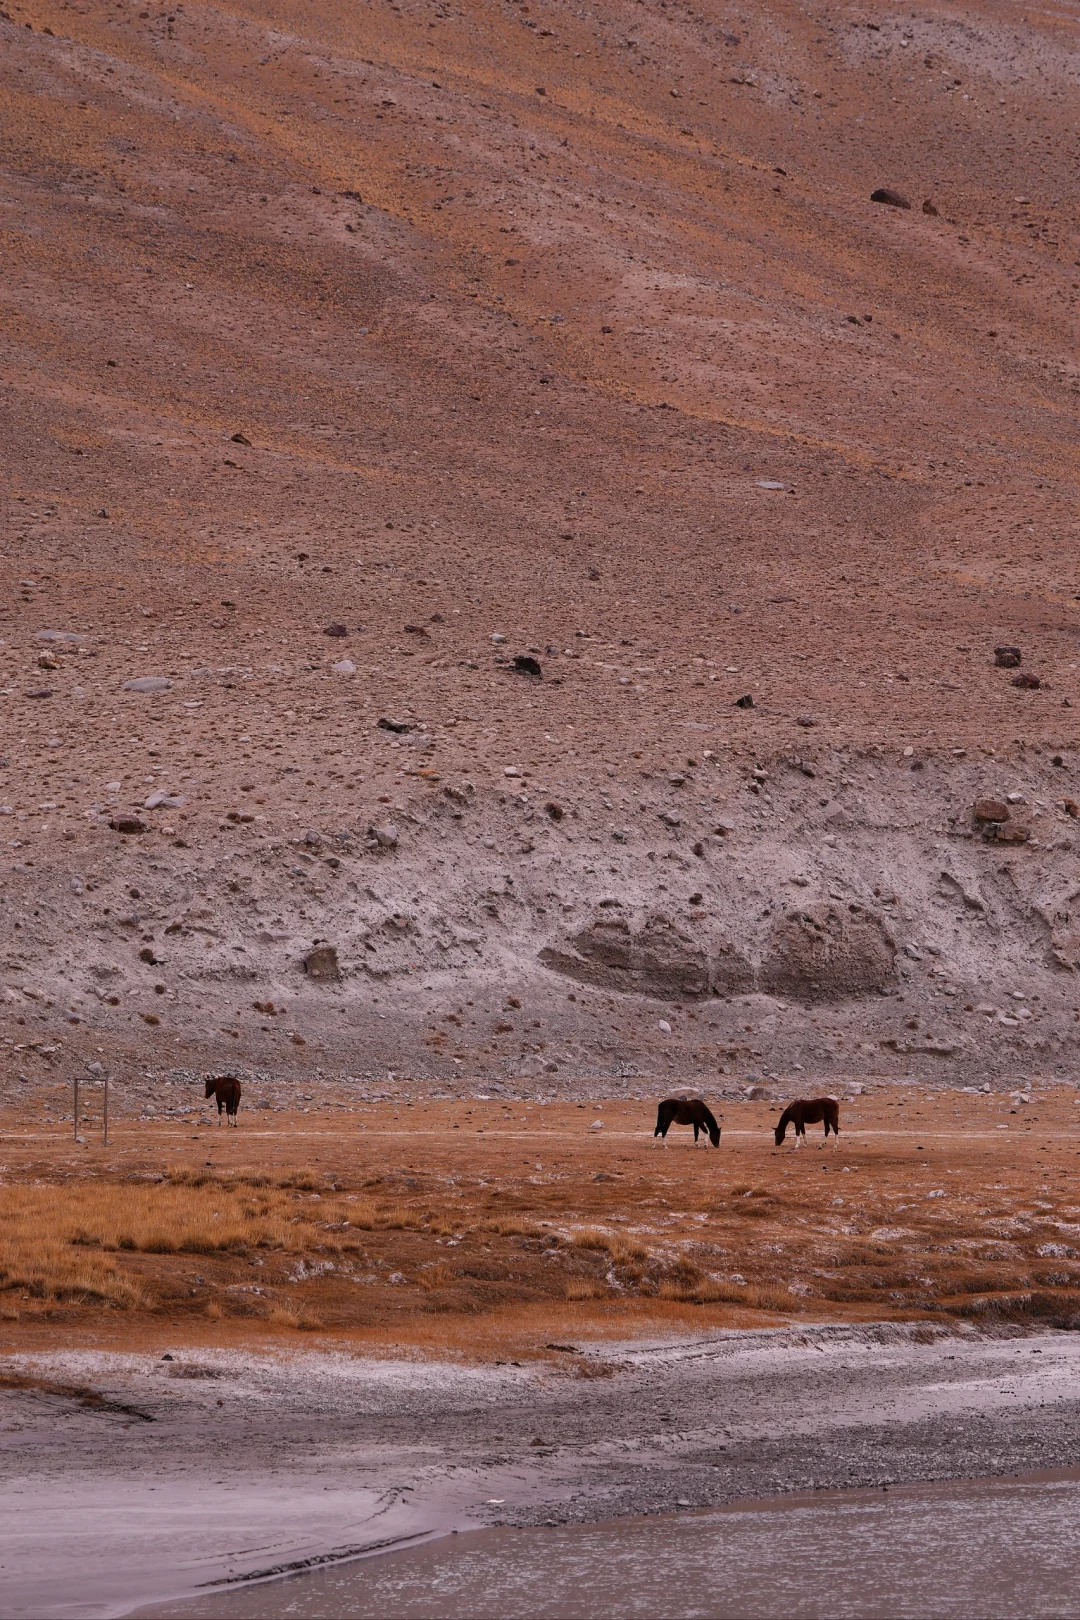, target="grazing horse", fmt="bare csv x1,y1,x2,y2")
774,1096,839,1147
654,1097,721,1148
205,1074,242,1126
